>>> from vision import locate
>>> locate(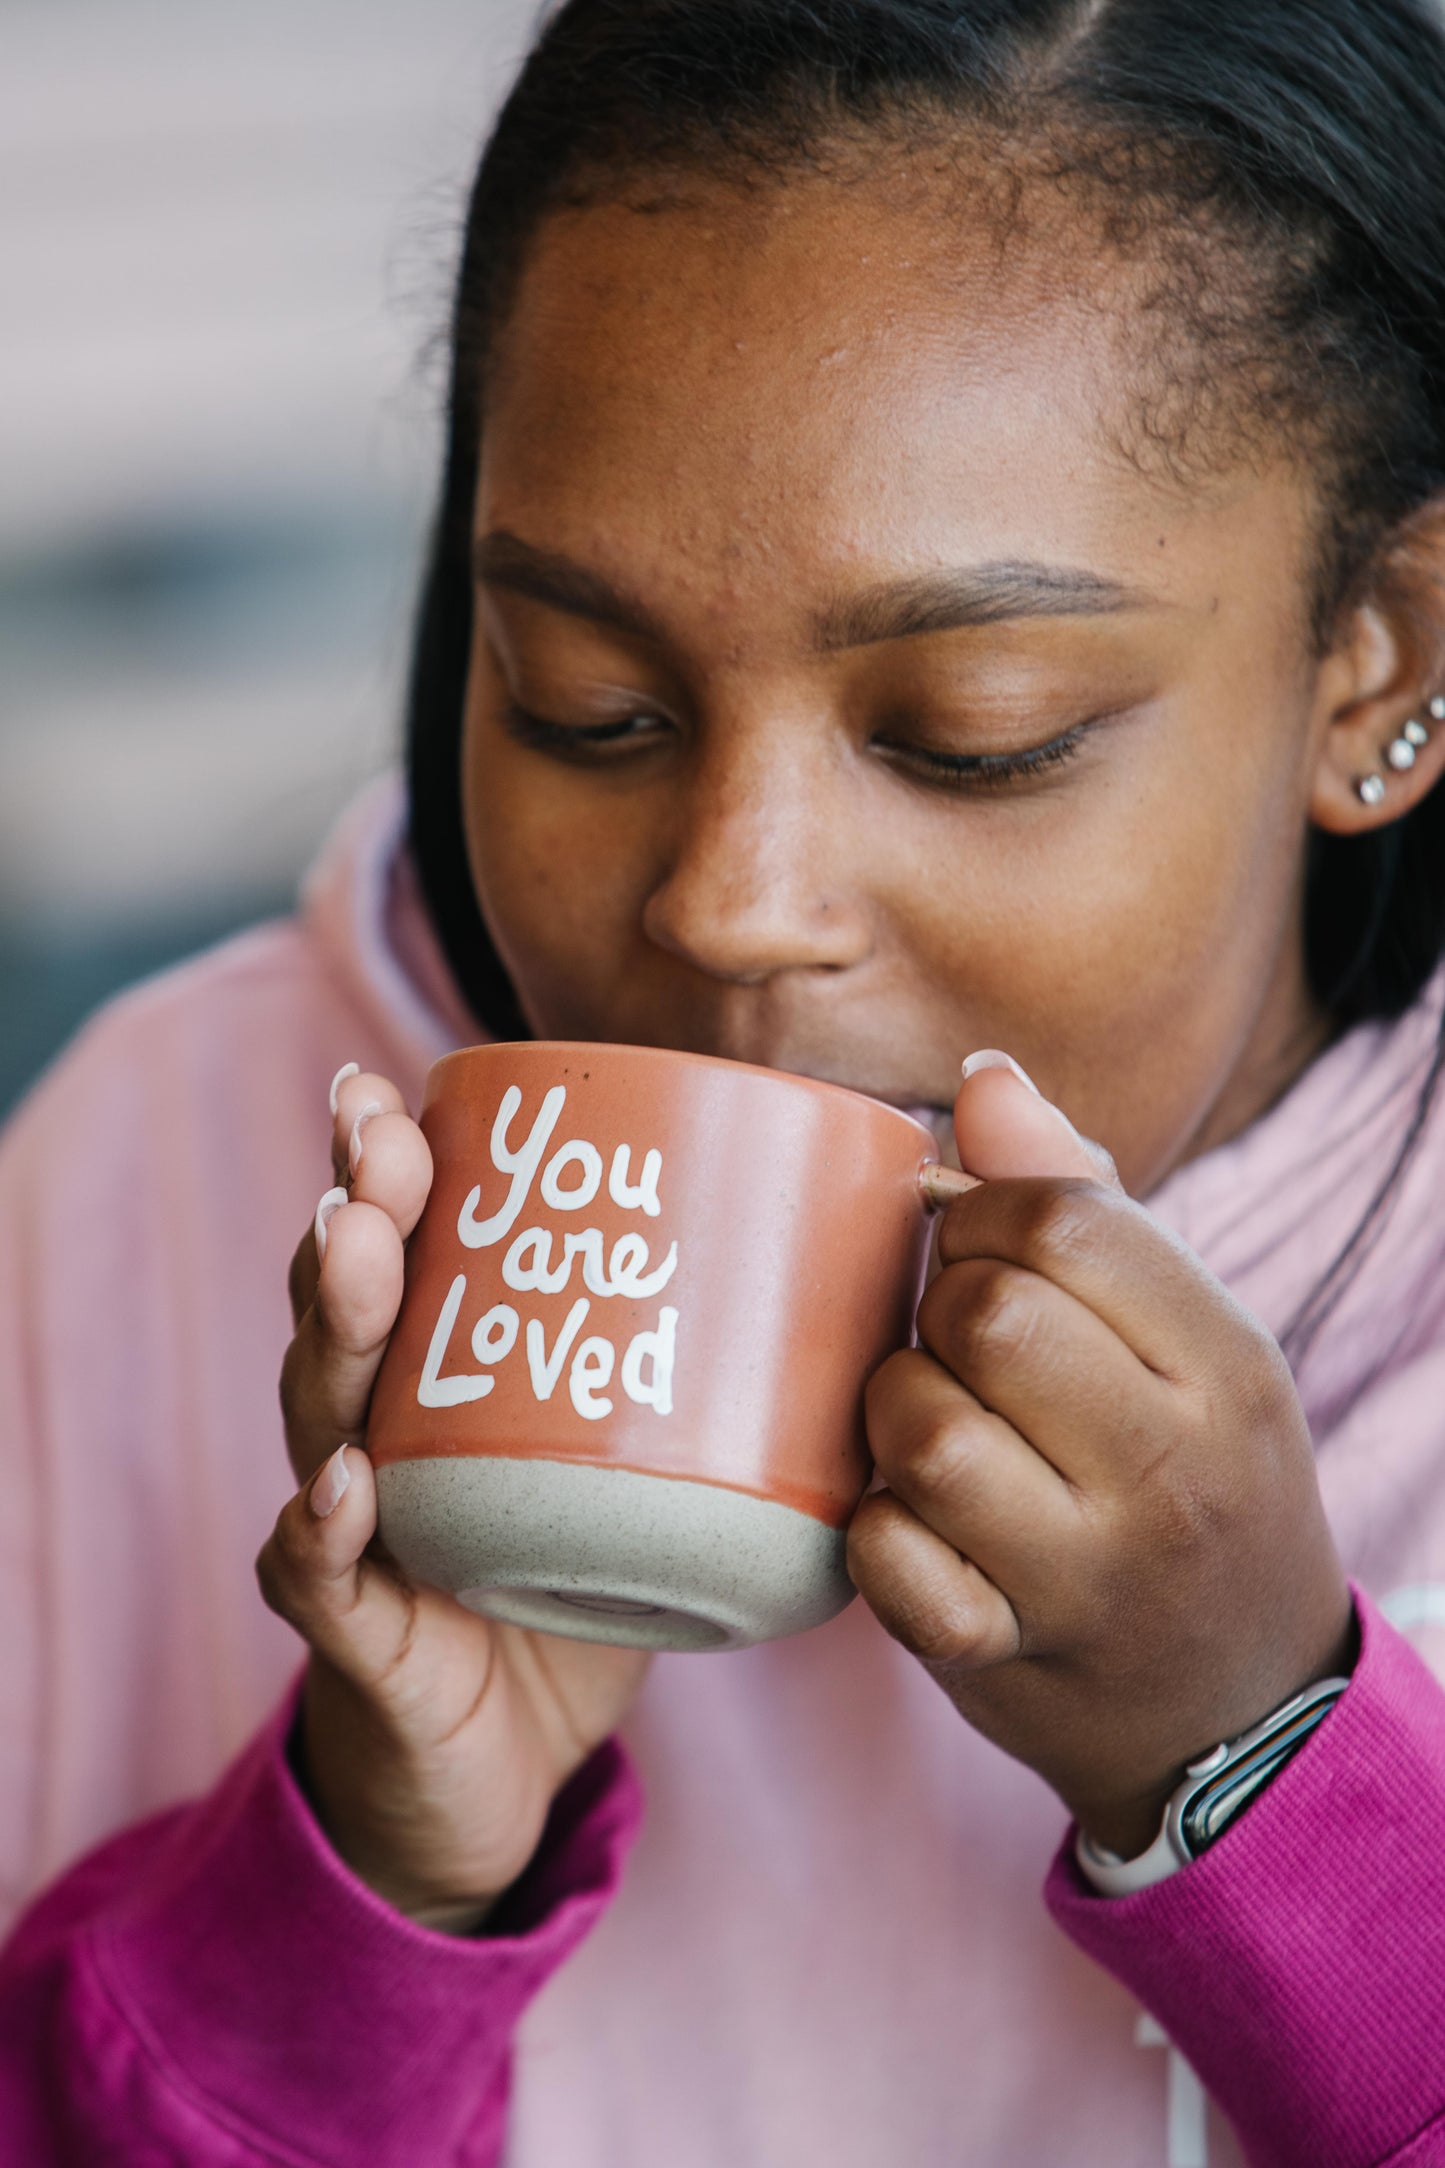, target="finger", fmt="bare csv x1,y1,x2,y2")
331,1071,409,1184
954,1054,1117,1186
256,1446,424,1692
934,1176,1229,1385
914,1257,1173,1486
281,1198,404,1483
291,1079,431,1328
847,1488,1021,1669
346,1109,433,1243
865,1347,1076,1593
